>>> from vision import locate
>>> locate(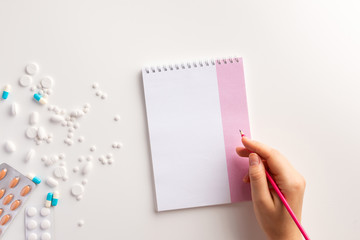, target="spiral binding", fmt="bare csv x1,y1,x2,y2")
144,57,241,74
